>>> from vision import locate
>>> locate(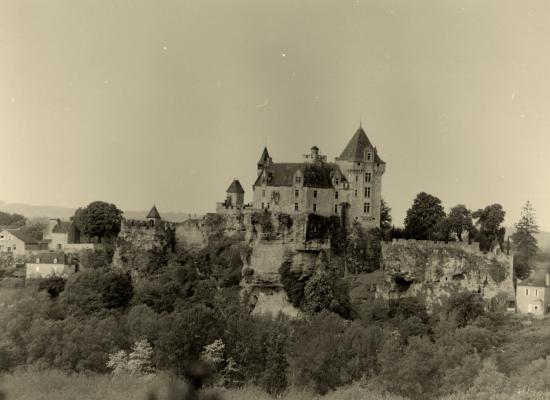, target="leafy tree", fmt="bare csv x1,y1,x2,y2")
472,204,506,251
444,292,485,328
19,218,47,241
79,248,112,269
511,201,539,280
62,269,133,314
0,211,25,227
380,198,392,233
72,201,122,243
37,276,67,298
303,272,351,319
404,192,446,240
447,205,474,242
346,224,382,273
